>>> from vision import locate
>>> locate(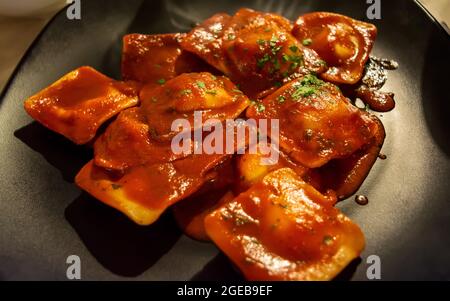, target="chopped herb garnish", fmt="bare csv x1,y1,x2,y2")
301,74,325,86
318,59,328,67
271,45,282,55
205,89,217,95
157,78,166,85
227,33,235,40
232,88,243,94
256,103,265,112
302,38,313,46
257,53,271,68
277,95,286,103
111,183,121,190
292,86,316,98
252,100,266,113
272,57,281,71
274,81,282,88
196,81,206,89
211,75,217,80
281,53,304,70
289,45,299,53
269,34,279,47
257,39,266,45
323,235,334,246
290,74,324,100
264,27,271,32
